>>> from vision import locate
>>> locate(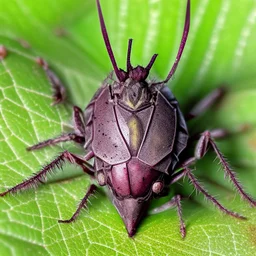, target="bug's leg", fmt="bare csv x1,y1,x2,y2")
27,106,86,151
150,195,186,238
71,106,86,135
186,87,225,121
175,195,186,238
189,125,251,144
36,57,66,105
169,158,246,220
0,151,94,197
58,184,97,223
185,167,245,219
196,131,256,207
27,133,85,151
170,157,196,184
